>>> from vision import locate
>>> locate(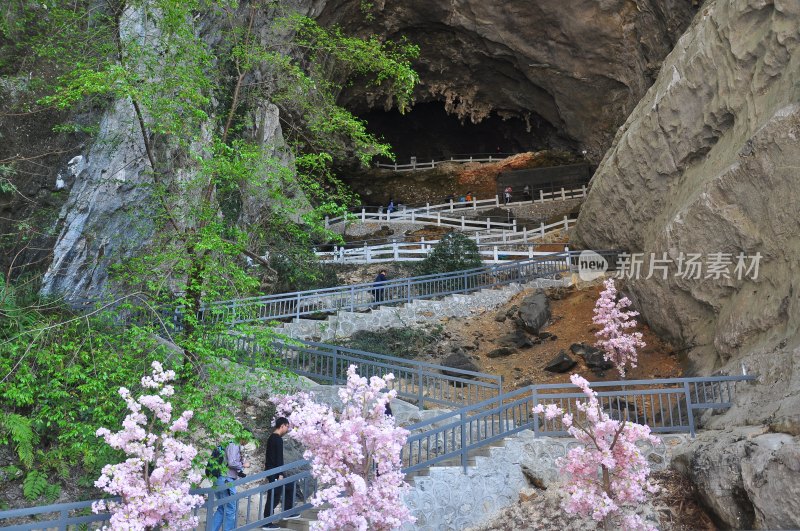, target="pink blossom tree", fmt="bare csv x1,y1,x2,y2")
92,361,204,530
273,365,414,531
534,374,660,531
592,278,646,378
